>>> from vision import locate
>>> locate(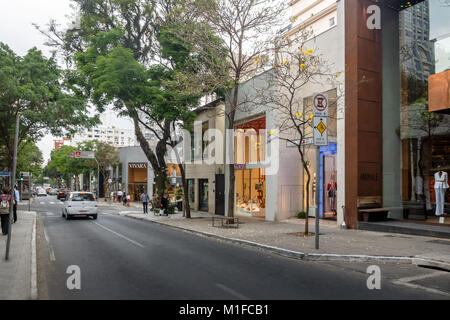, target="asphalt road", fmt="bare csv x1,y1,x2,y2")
28,195,450,300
